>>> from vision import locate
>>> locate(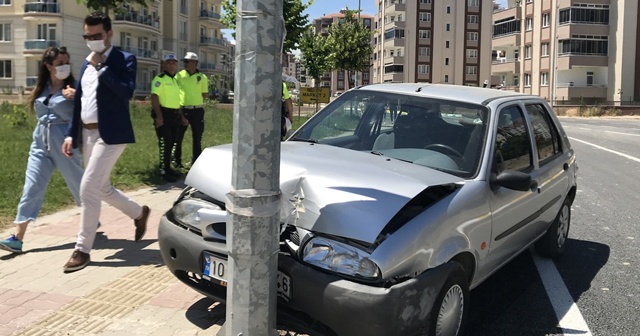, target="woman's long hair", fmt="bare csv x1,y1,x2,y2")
28,46,76,110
